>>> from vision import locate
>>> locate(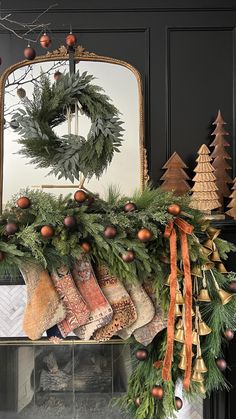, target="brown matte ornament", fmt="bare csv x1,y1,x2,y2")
24,46,36,60
160,152,191,195
226,178,236,219
80,241,90,253
135,348,148,361
74,189,87,203
210,110,232,208
0,251,5,261
16,88,26,99
40,225,54,238
190,144,221,212
63,215,76,228
103,226,117,239
66,33,77,46
137,228,152,242
124,202,137,212
121,250,135,263
216,358,227,371
135,398,142,407
40,33,51,48
175,397,183,410
224,329,234,341
228,281,236,293
54,71,62,81
151,386,164,400
16,196,31,209
167,204,181,216
5,222,18,235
